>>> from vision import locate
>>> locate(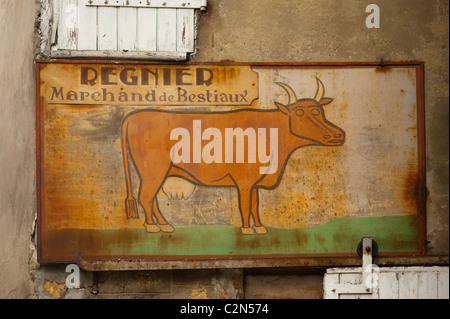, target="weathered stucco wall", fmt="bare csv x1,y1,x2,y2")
0,0,448,299
0,0,38,298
